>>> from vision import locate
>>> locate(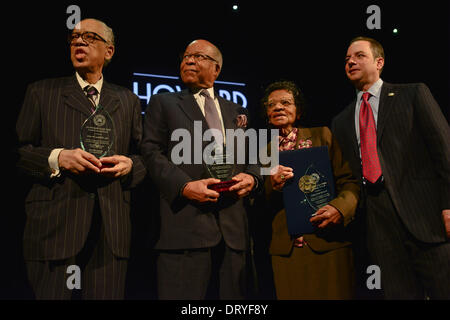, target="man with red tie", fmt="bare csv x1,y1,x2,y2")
332,36,450,299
